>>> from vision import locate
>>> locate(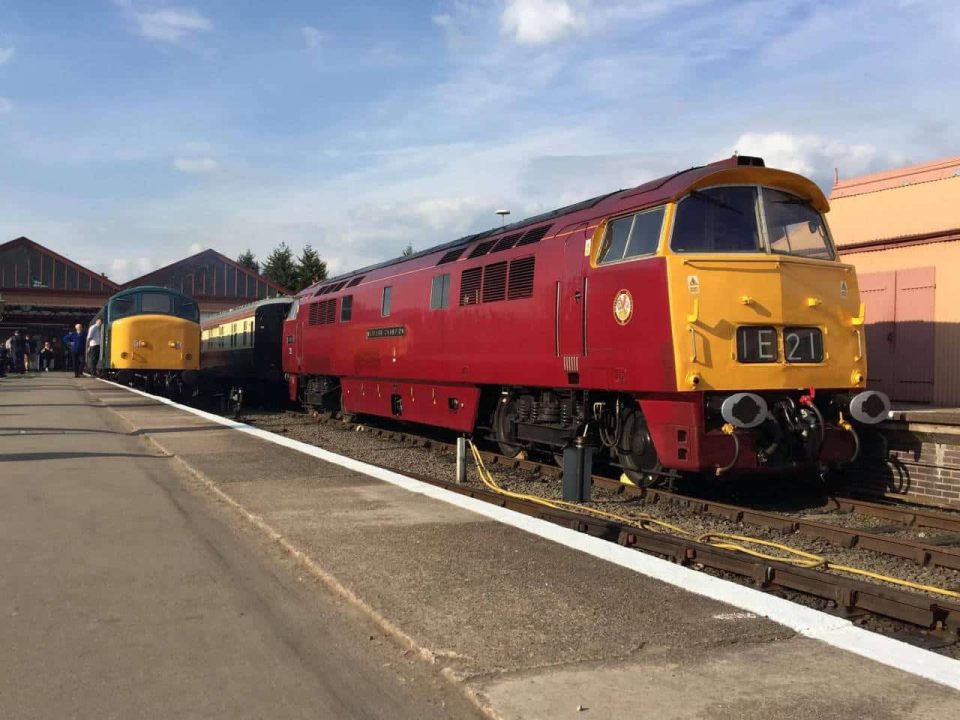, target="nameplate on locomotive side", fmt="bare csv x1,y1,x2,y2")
366,326,406,339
